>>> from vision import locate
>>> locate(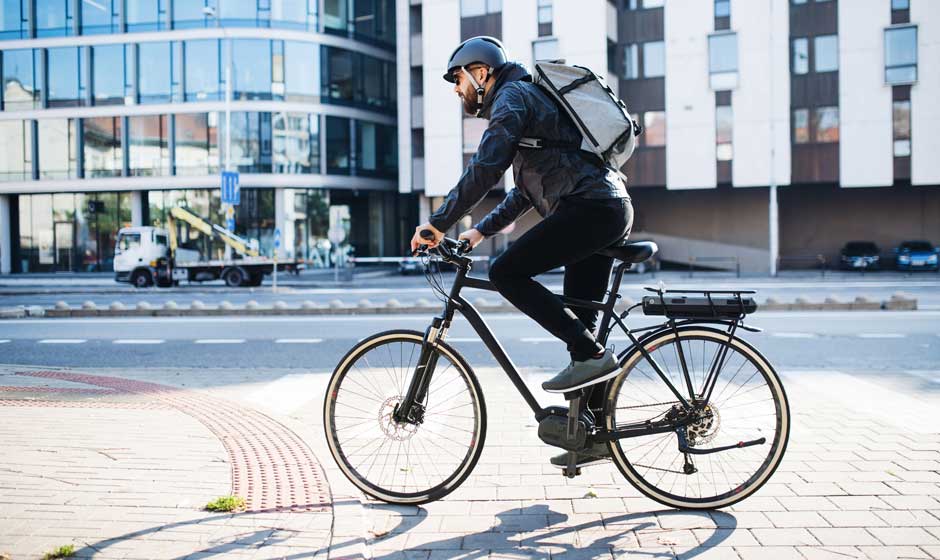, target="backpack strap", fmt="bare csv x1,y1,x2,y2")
518,137,580,150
